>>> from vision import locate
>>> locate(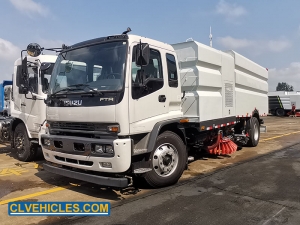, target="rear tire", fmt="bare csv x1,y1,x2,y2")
275,108,285,117
14,123,37,162
246,117,260,147
144,131,187,188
